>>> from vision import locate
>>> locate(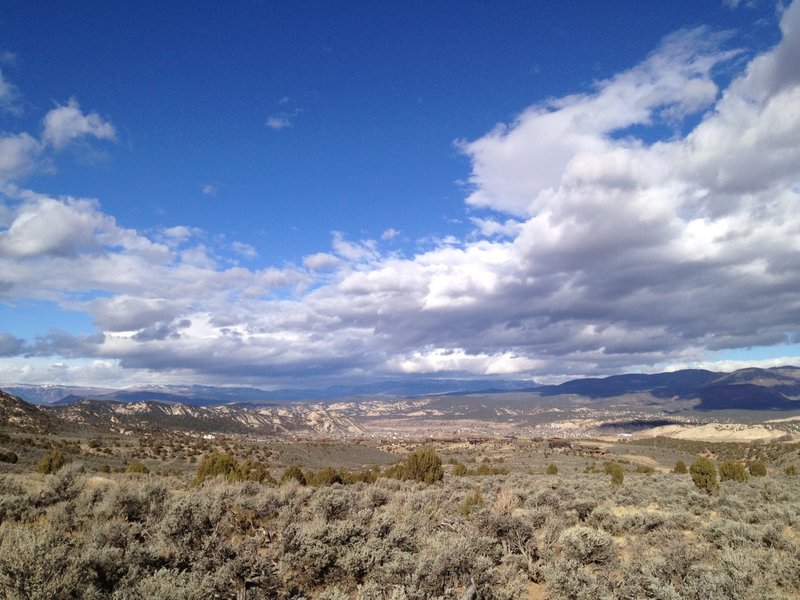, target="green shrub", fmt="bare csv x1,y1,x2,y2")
450,460,507,477
36,449,68,474
126,461,150,475
690,457,718,495
719,460,748,482
306,466,344,486
341,467,379,484
606,463,624,486
546,463,559,475
673,460,688,474
748,460,767,477
235,458,276,484
380,462,405,480
473,463,509,476
193,451,237,484
389,447,444,483
280,465,307,485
